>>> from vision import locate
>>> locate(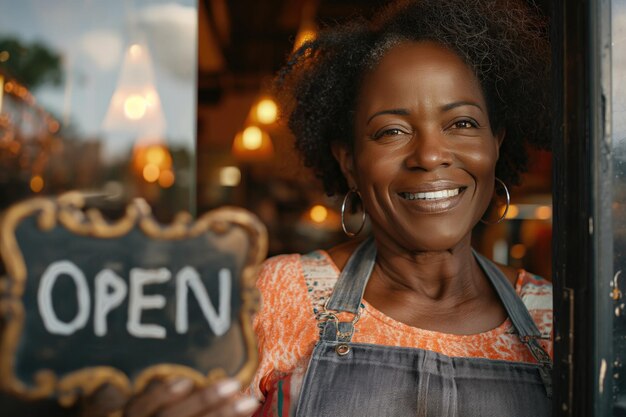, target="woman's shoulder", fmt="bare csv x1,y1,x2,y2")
515,270,553,309
493,261,552,299
257,249,339,289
